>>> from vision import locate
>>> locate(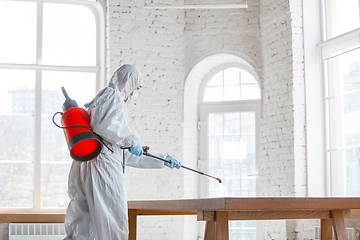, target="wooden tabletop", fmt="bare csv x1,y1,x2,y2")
1,197,360,223
128,197,360,211
127,197,360,240
0,213,65,223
